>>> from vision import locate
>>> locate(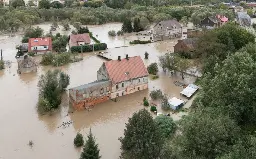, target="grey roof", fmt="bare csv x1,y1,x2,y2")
208,17,219,23
154,20,182,29
70,80,110,91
